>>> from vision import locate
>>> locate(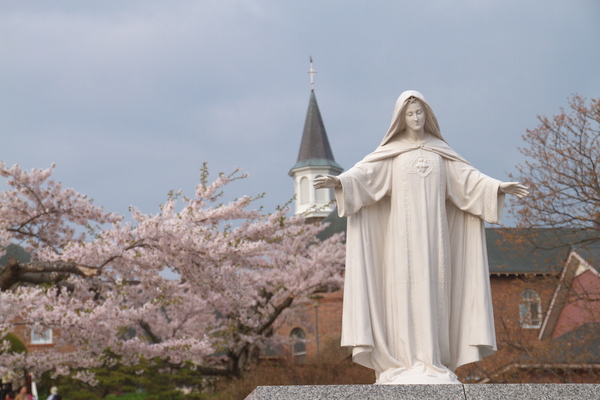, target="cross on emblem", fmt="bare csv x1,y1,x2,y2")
412,157,433,177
